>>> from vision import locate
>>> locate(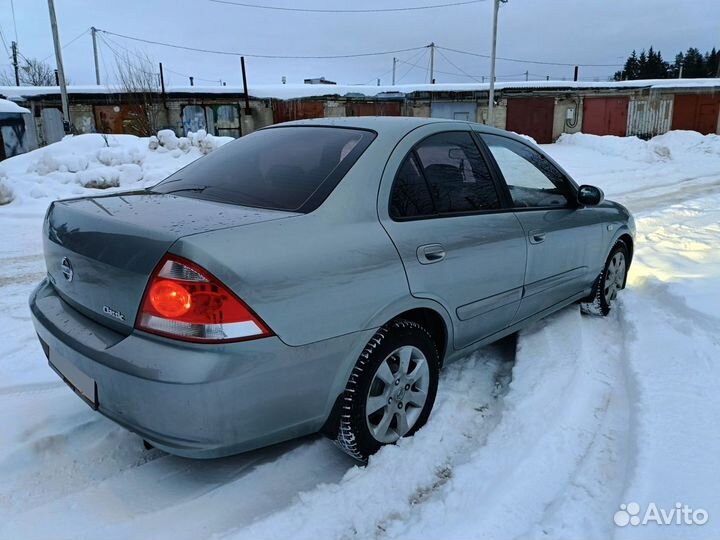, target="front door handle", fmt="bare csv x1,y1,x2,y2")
529,230,546,244
417,244,446,264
